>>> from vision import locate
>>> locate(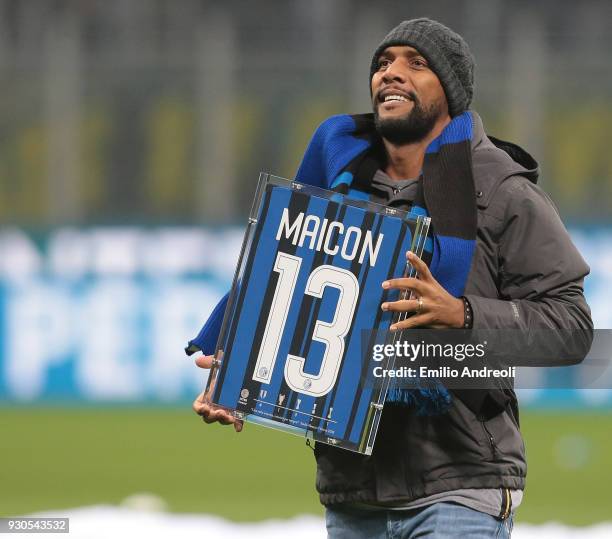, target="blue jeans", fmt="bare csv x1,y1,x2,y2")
326,502,513,538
